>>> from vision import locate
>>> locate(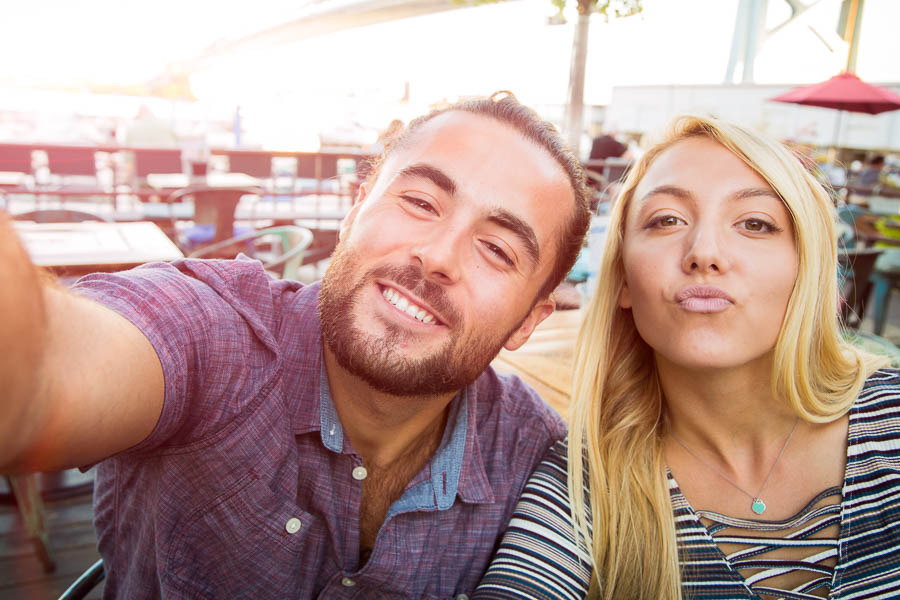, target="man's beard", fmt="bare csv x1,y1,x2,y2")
318,241,517,397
